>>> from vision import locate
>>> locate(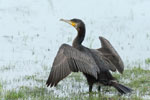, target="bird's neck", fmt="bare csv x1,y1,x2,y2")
73,28,85,48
